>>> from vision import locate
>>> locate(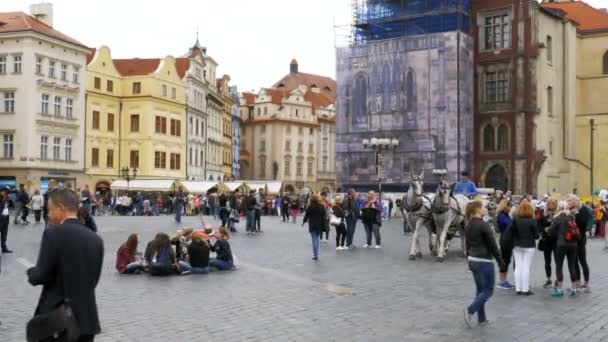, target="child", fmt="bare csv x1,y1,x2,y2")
209,227,235,270
116,233,145,274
